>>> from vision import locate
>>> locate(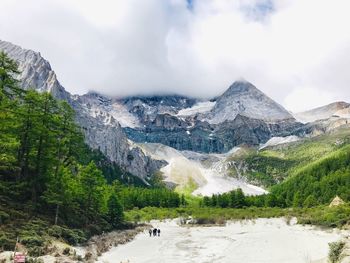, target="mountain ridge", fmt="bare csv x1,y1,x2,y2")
294,101,350,123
